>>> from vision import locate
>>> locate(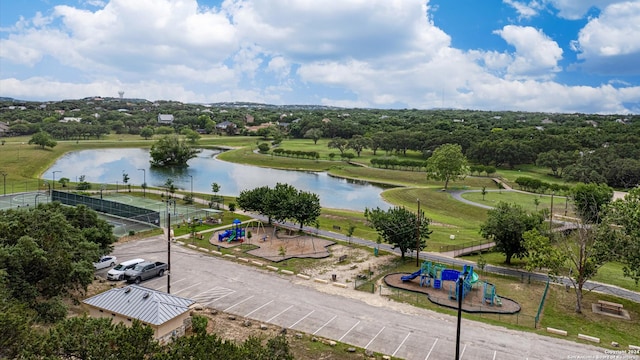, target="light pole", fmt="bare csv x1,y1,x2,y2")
52,170,61,195
455,269,469,360
416,199,421,267
165,198,176,294
188,174,193,199
1,171,6,196
138,168,146,197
